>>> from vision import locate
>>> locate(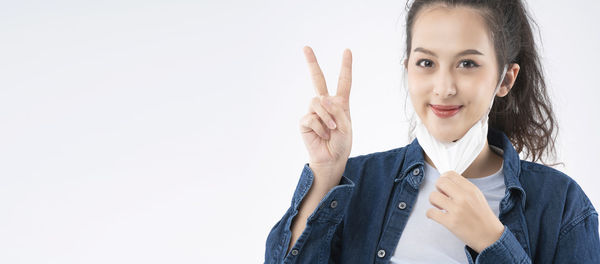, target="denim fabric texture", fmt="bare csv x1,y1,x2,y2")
264,127,600,263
